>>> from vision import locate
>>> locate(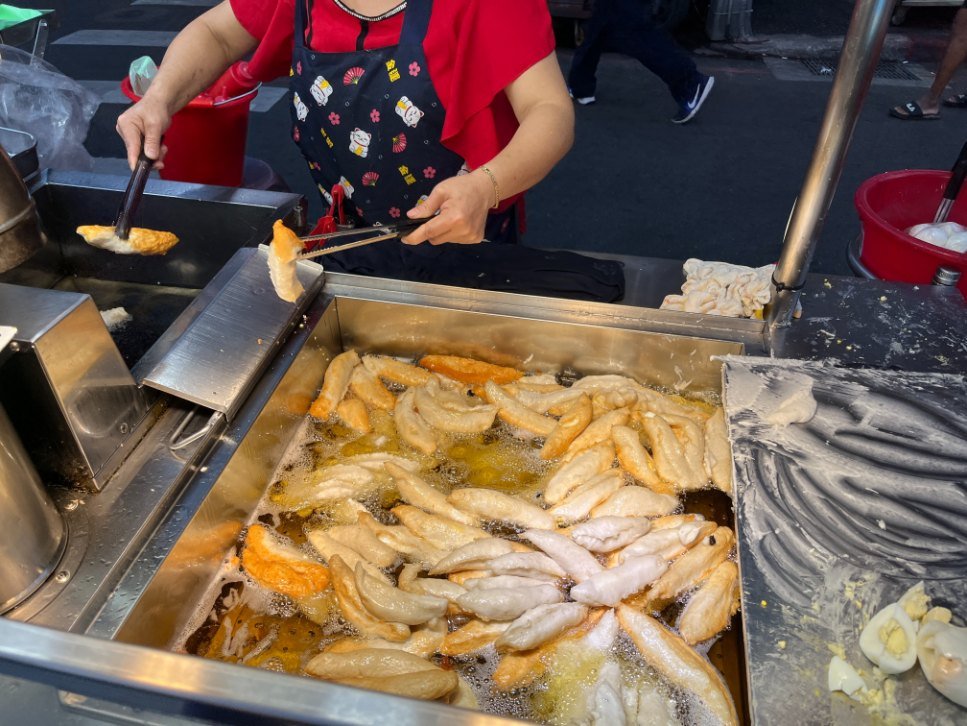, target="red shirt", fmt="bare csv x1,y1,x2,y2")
231,0,556,175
